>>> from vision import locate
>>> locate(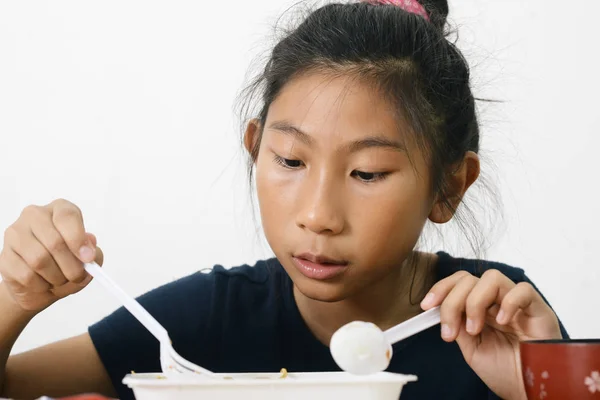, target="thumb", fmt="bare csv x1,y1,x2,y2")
84,232,104,266
75,245,103,289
